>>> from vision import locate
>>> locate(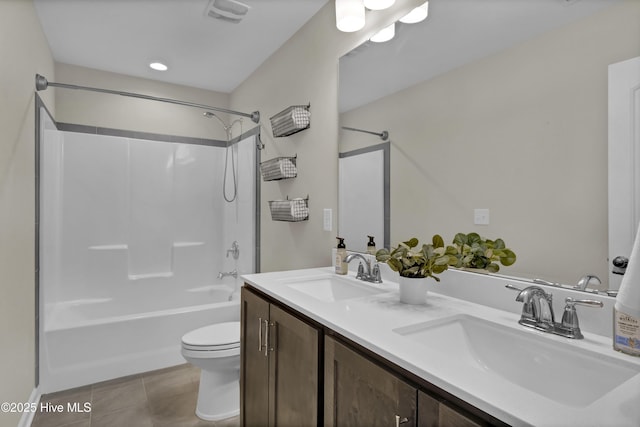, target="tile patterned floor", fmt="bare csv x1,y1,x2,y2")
32,364,239,427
